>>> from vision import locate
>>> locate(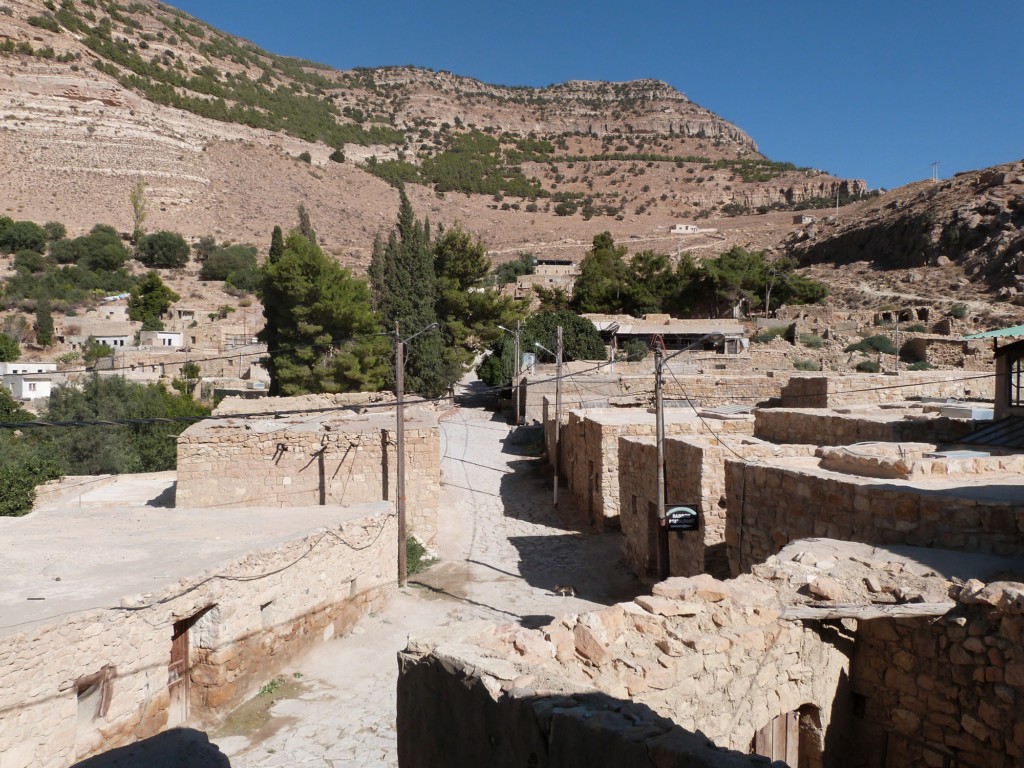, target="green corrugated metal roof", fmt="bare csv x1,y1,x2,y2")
963,324,1024,339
